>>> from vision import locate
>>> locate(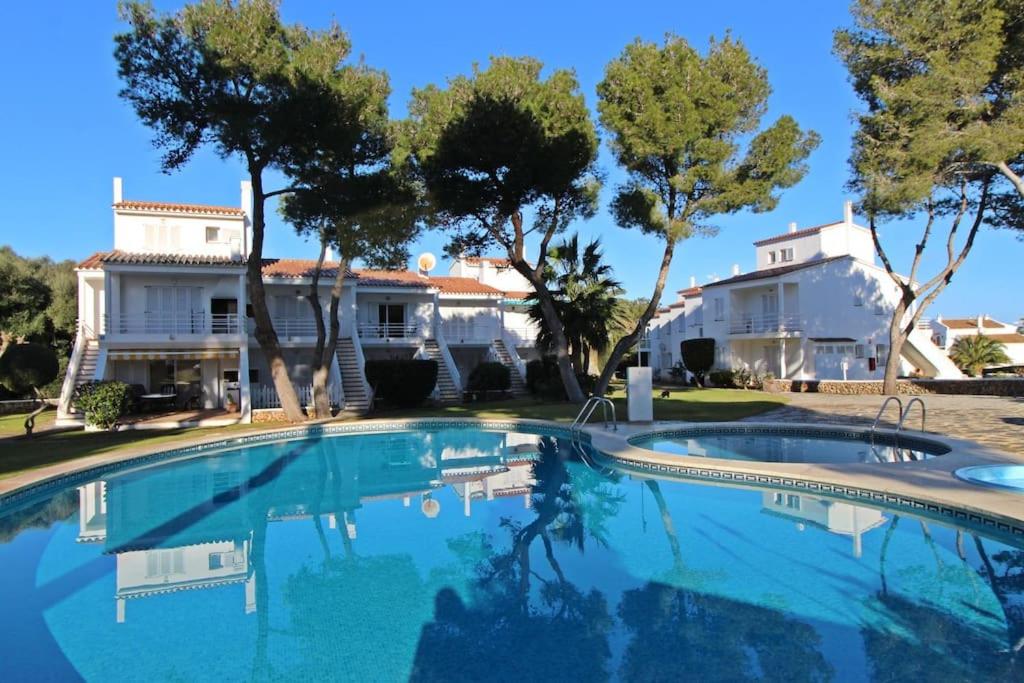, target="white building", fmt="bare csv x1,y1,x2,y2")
57,179,541,424
929,315,1024,368
648,202,963,382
